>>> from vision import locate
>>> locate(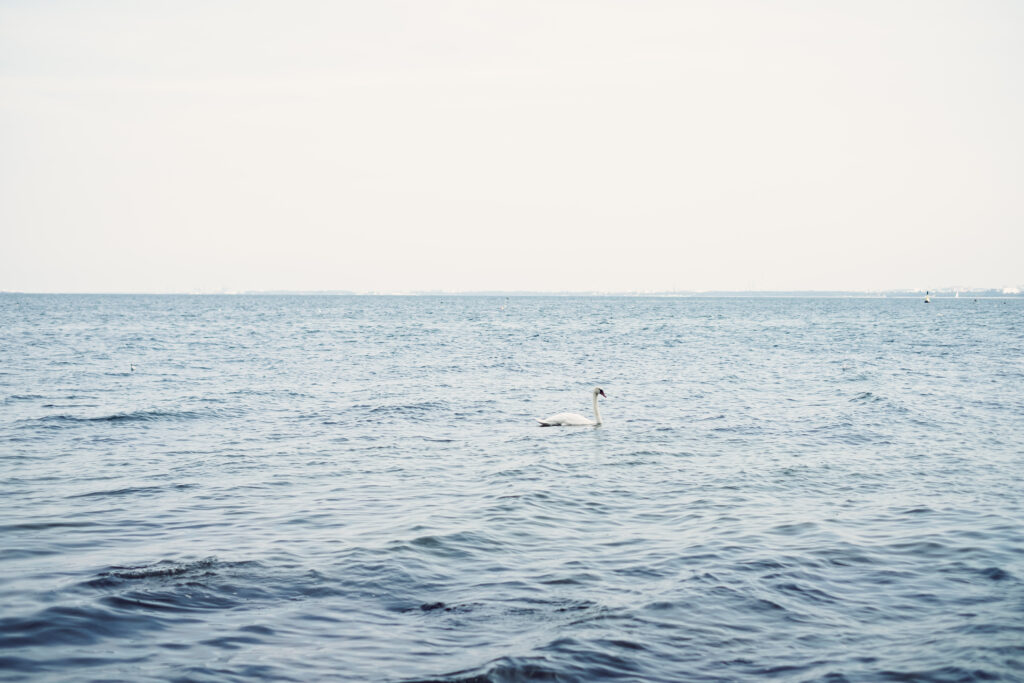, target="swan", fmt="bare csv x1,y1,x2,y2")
537,387,606,426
